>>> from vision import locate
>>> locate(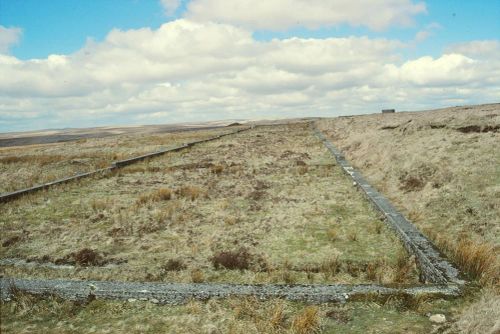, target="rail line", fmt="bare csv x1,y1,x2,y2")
0,127,250,203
